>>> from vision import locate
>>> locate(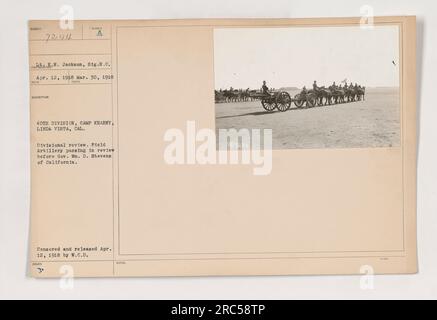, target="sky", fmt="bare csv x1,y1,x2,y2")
214,25,400,90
